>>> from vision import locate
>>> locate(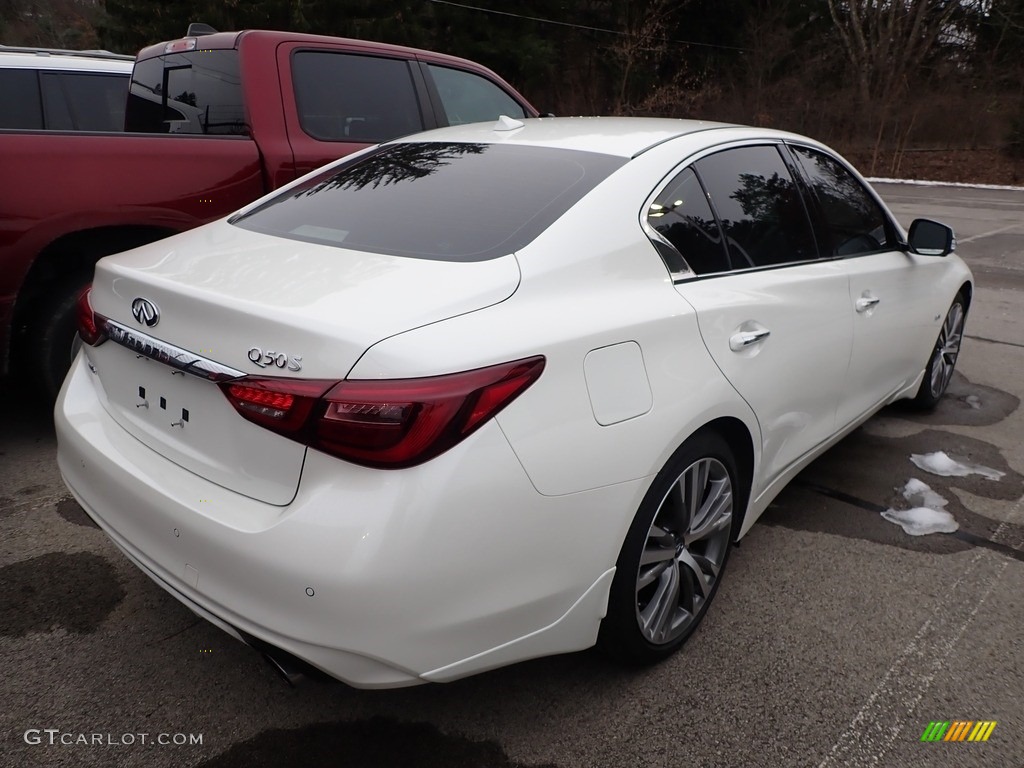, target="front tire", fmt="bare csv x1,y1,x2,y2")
599,432,738,664
912,292,967,409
